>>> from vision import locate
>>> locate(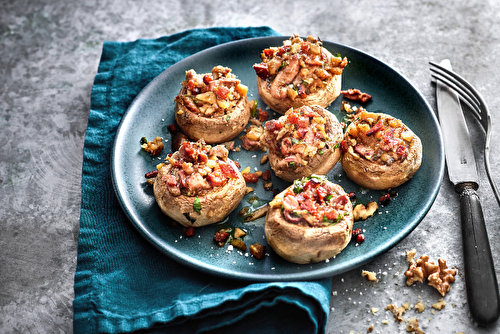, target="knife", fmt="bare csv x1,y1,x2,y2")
435,59,500,326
